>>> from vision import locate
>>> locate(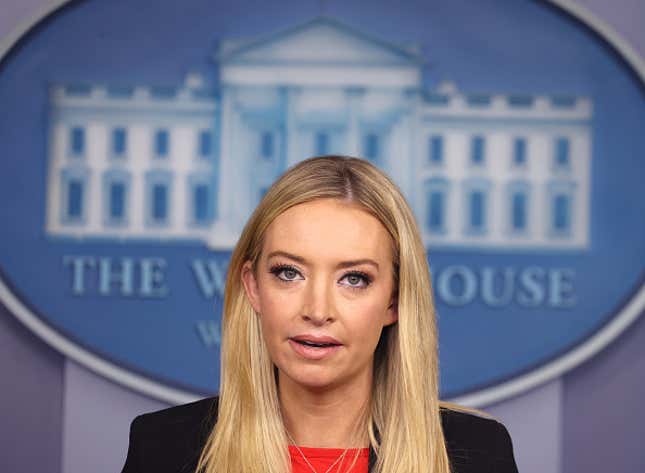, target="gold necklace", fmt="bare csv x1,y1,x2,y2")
286,430,351,473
